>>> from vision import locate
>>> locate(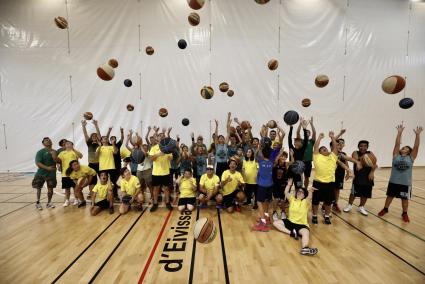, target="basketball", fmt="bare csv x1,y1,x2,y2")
255,0,270,4
227,90,234,97
290,160,305,175
83,112,93,120
96,64,115,81
187,0,205,10
178,39,187,49
268,59,278,70
159,137,177,154
200,86,214,99
230,155,241,165
159,108,168,117
302,98,311,107
219,82,229,92
188,12,200,26
361,153,377,167
54,16,68,29
382,75,406,94
267,120,277,128
131,148,145,164
240,120,250,130
399,98,414,109
283,110,299,125
182,118,190,126
108,58,118,68
146,46,154,55
126,104,134,111
193,217,217,244
124,79,132,87
315,74,329,88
